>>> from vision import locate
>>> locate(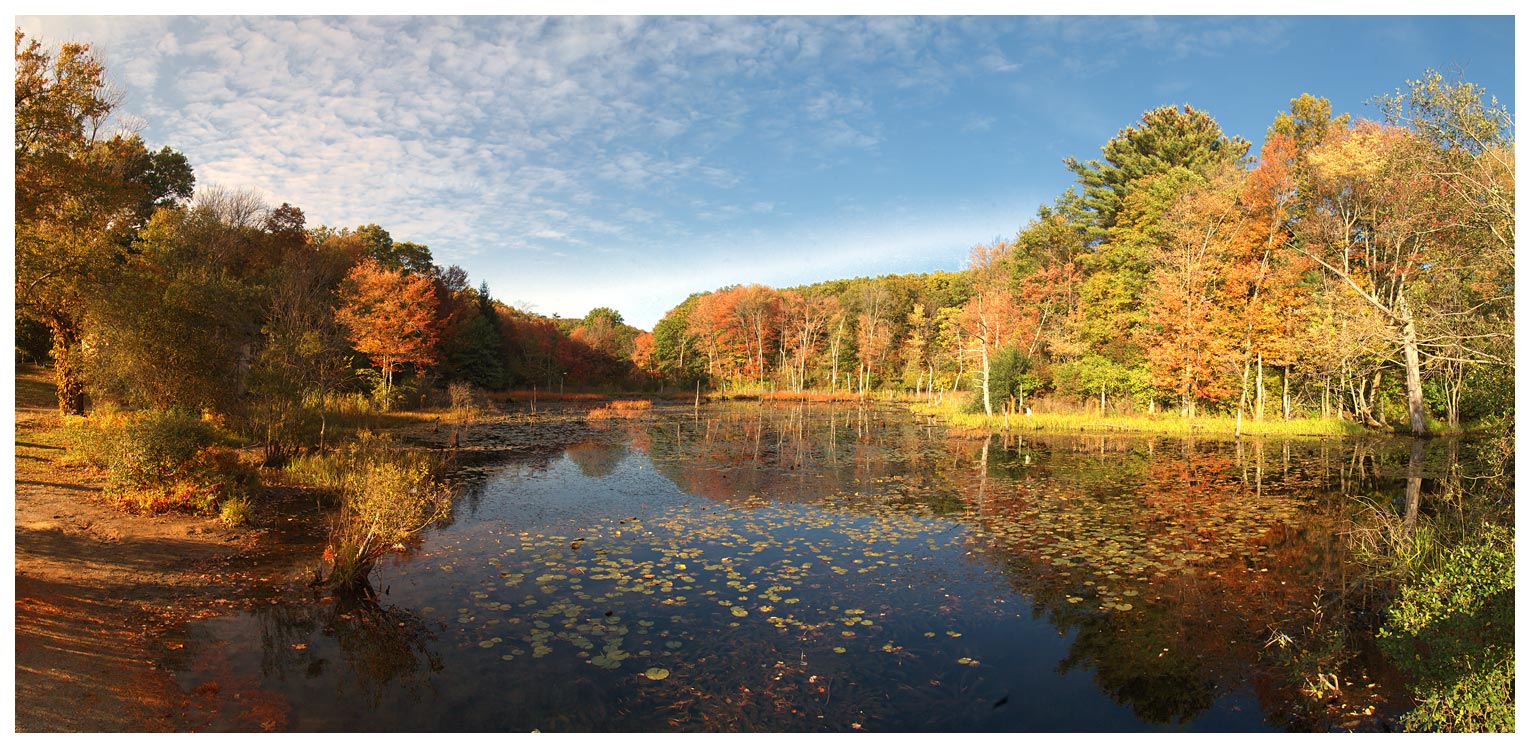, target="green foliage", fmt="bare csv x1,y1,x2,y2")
14,314,53,364
970,346,1042,414
1051,354,1144,407
82,200,265,413
64,408,257,514
1378,524,1515,732
1065,105,1249,235
445,313,509,390
1376,69,1514,154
